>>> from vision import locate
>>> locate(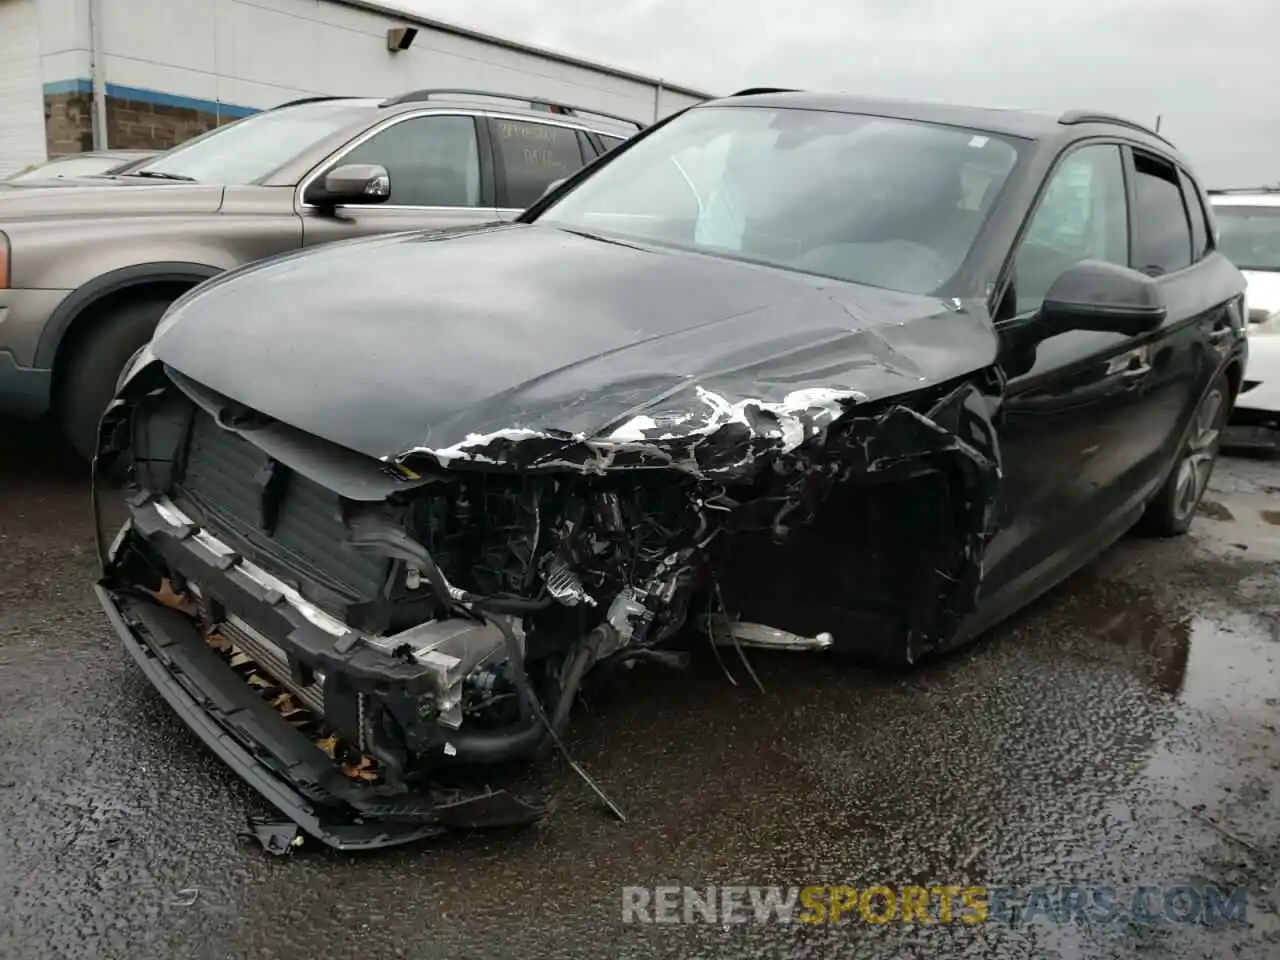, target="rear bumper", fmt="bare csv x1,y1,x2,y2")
1236,335,1280,415
1225,335,1278,452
